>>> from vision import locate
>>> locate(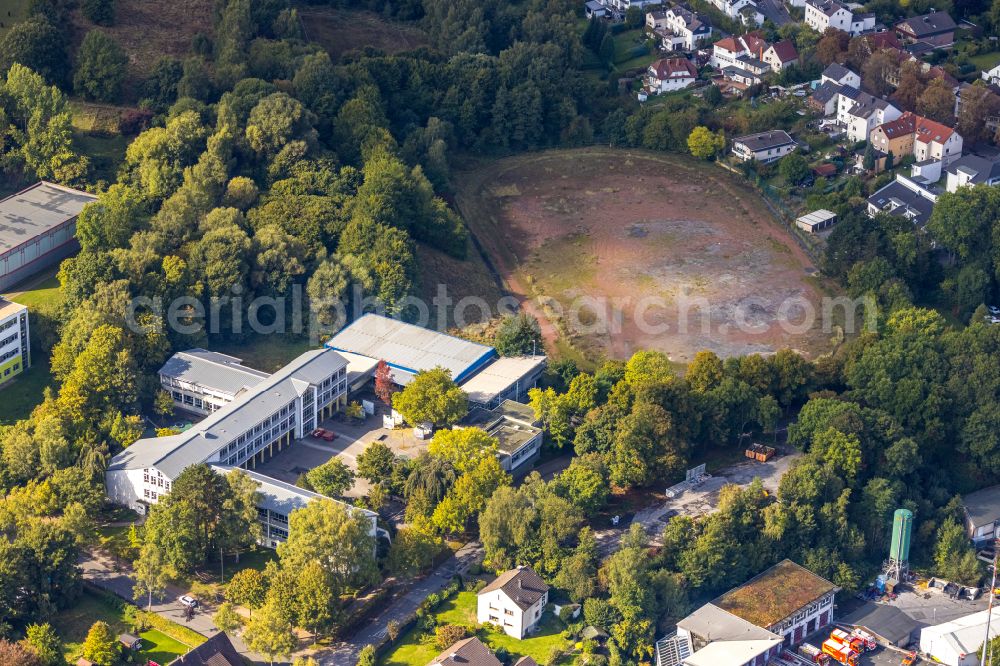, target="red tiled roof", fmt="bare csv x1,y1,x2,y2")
714,36,742,53
743,33,769,56
650,57,698,80
927,66,959,86
812,163,838,177
768,40,798,63
866,31,901,50
877,111,917,139
914,114,955,144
